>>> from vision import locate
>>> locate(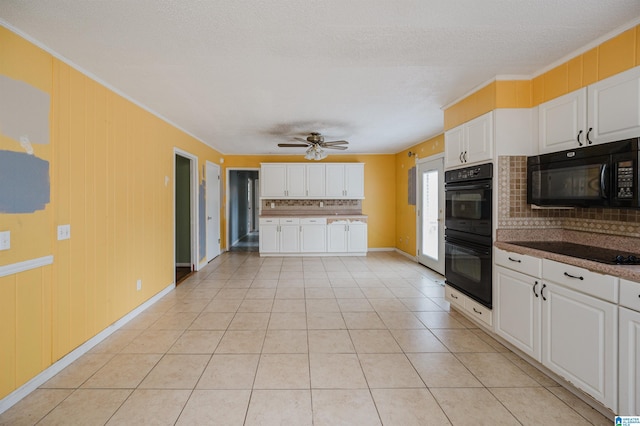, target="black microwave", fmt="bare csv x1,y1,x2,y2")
527,138,640,209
